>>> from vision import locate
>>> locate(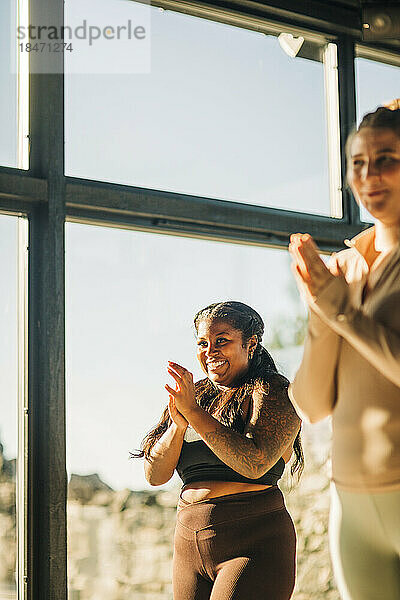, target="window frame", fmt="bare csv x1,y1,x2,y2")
0,1,399,599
